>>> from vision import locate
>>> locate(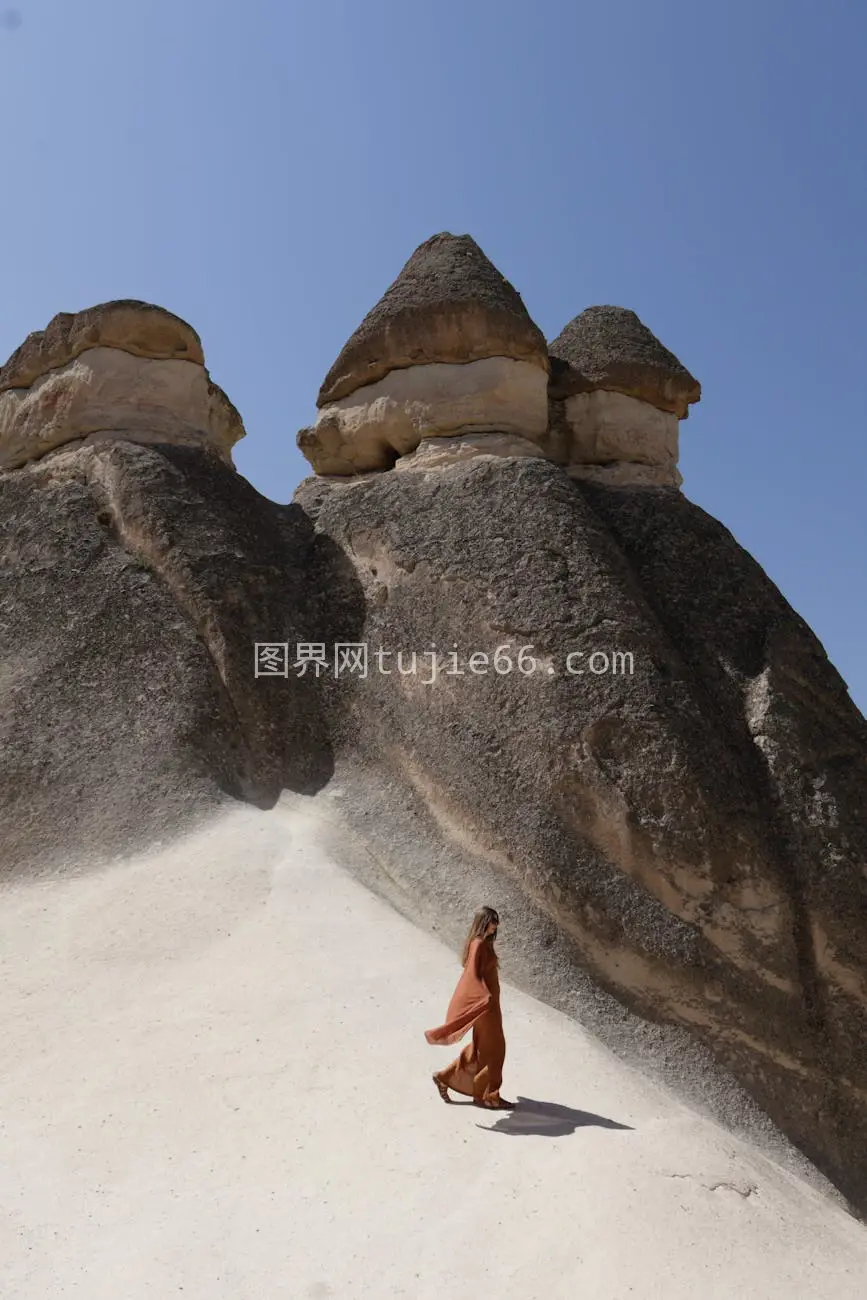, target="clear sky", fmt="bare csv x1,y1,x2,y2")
2,0,865,708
